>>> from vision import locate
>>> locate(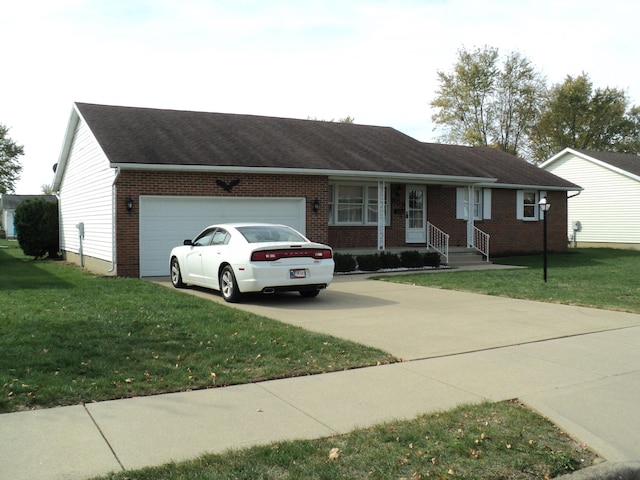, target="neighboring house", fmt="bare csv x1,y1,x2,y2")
541,148,640,249
0,194,57,239
51,102,580,278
